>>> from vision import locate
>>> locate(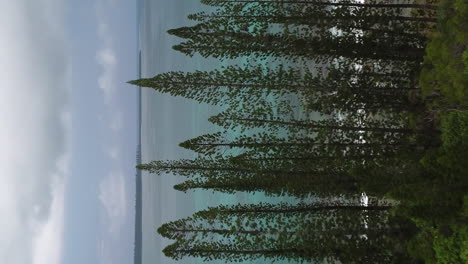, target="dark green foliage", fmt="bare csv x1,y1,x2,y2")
209,108,414,135
169,0,432,63
128,0,468,262
158,202,401,263
170,24,425,62
128,65,292,107
174,173,358,197
432,225,467,264
129,61,422,115
200,0,437,11
397,1,468,258
406,229,437,264
137,156,358,196
419,0,468,108
179,130,419,158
